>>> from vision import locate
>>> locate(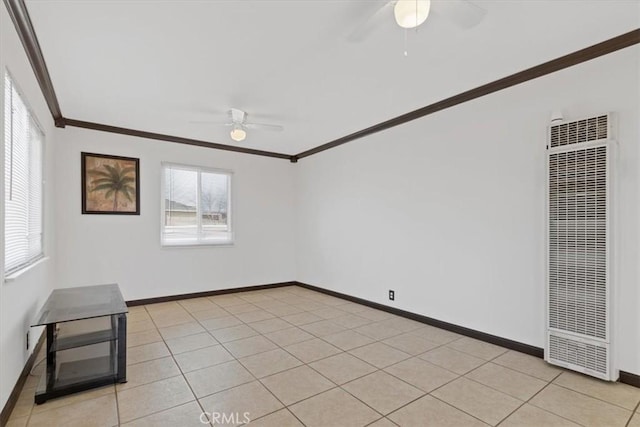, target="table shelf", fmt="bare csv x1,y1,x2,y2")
52,329,117,352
